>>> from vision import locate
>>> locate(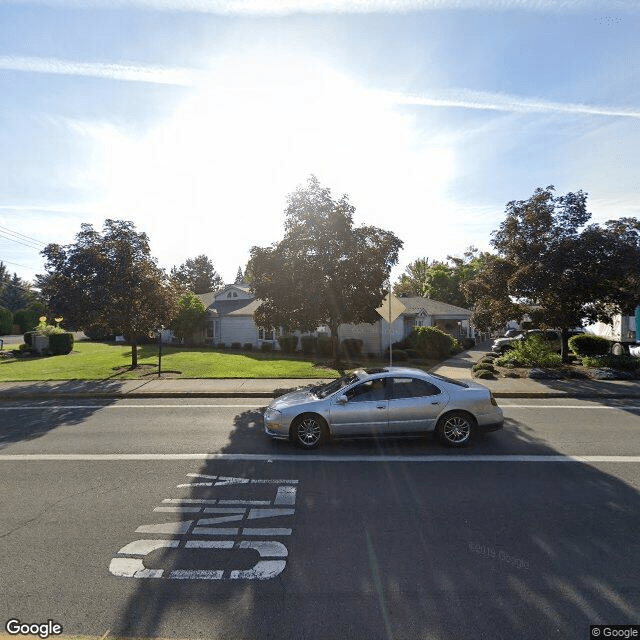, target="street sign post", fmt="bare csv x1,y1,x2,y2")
376,291,406,366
